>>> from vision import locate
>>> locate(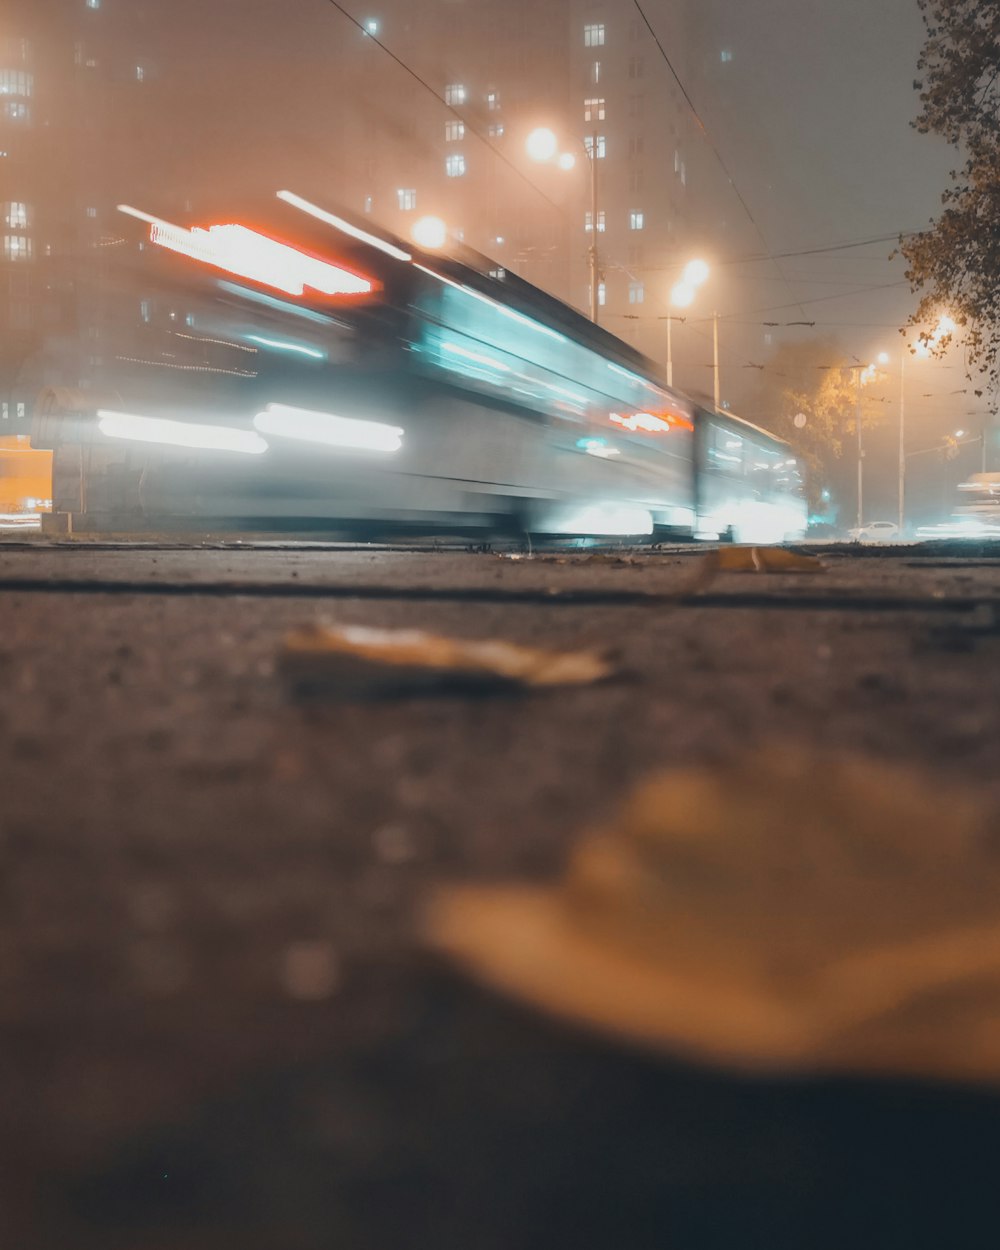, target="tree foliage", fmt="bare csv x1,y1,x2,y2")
901,0,1000,386
750,340,886,498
